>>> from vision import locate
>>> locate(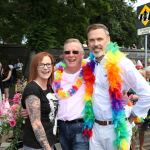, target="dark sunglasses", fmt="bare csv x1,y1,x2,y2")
64,50,80,55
